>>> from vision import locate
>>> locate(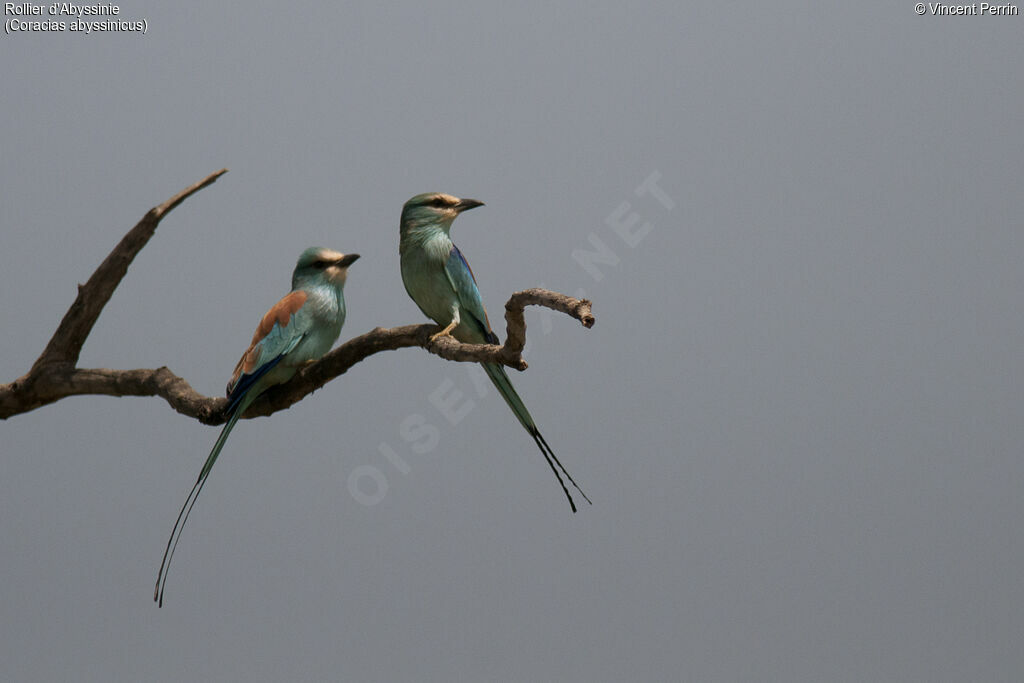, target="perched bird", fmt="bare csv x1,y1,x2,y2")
155,247,359,607
399,193,590,512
